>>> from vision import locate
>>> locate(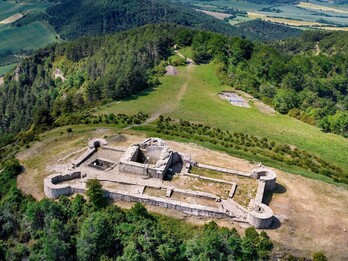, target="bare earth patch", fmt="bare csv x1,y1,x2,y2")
268,170,348,260
194,9,231,20
165,65,178,76
234,90,276,115
0,77,4,85
253,101,276,116
0,13,23,24
17,129,348,259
